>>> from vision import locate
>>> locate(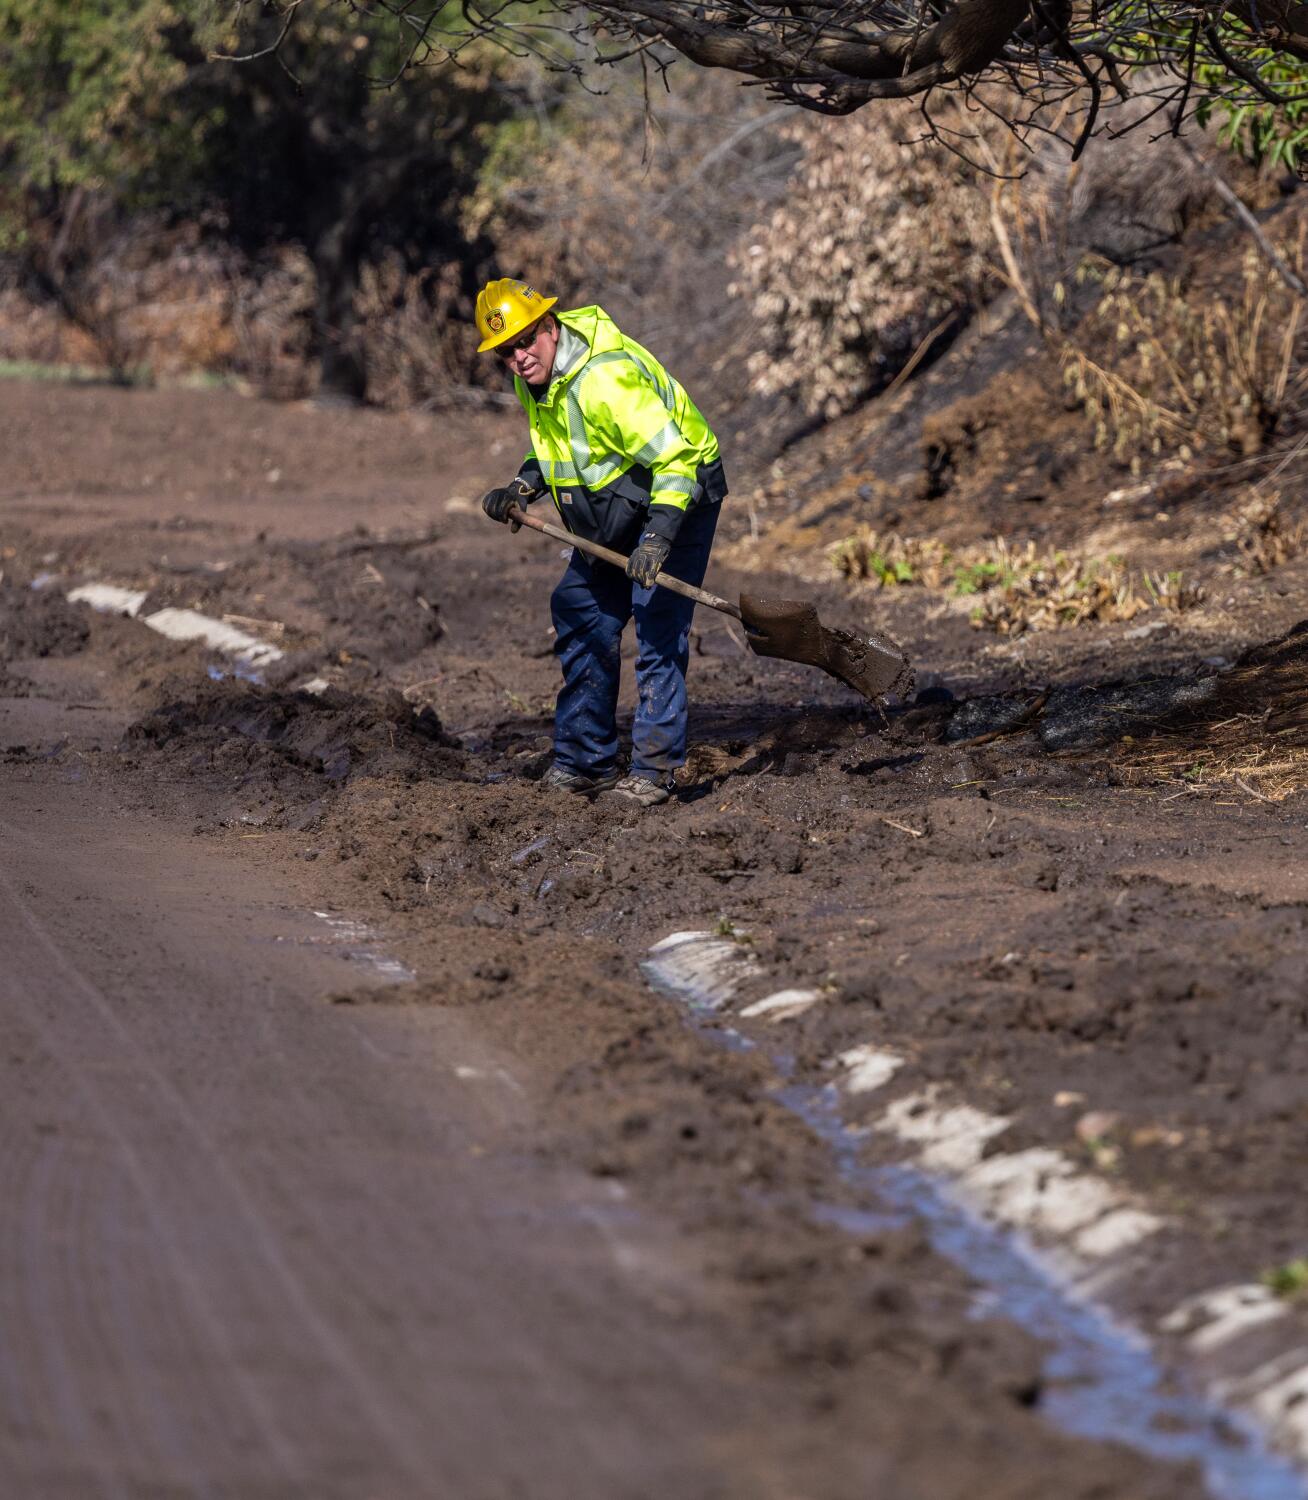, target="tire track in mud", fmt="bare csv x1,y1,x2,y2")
0,787,817,1500
0,815,423,1495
